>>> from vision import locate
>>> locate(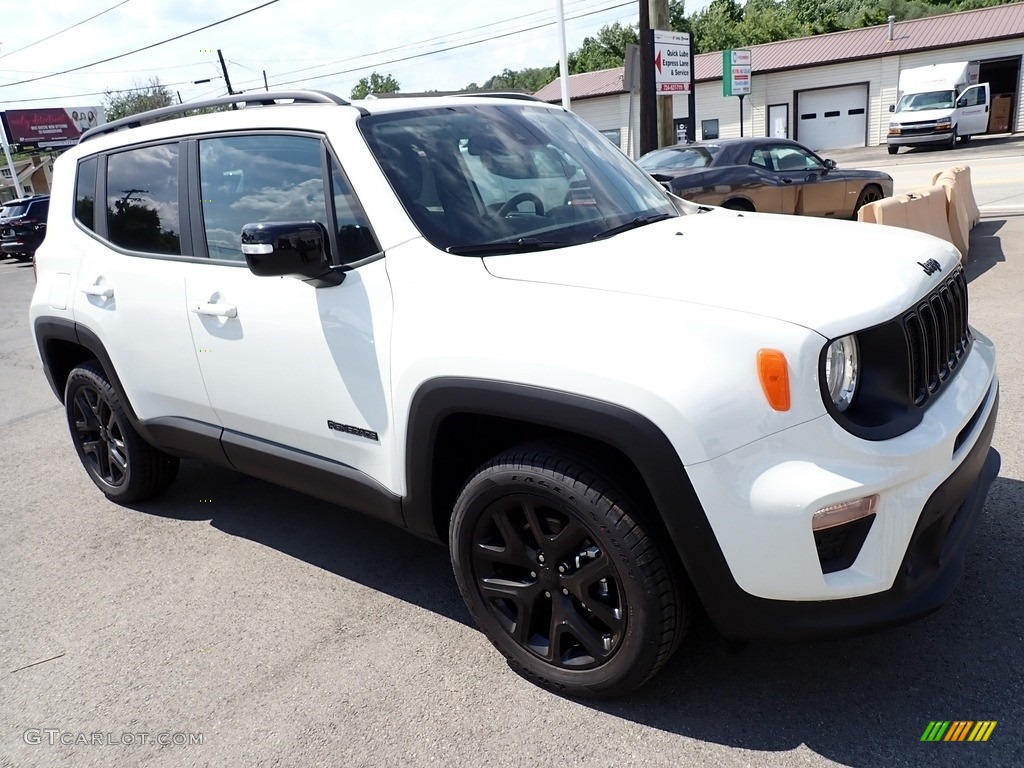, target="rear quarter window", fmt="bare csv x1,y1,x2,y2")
75,157,98,232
